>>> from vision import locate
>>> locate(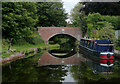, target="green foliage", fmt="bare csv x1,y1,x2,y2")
115,37,120,50
102,15,120,30
71,3,83,27
2,39,9,51
2,2,38,40
82,2,120,16
117,38,120,47
11,32,44,45
37,2,68,27
70,65,79,81
98,22,115,42
83,13,117,42
25,36,44,45
49,34,77,51
71,3,87,37
79,62,101,81
85,13,103,30
2,51,14,58
72,2,120,37
12,38,28,45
